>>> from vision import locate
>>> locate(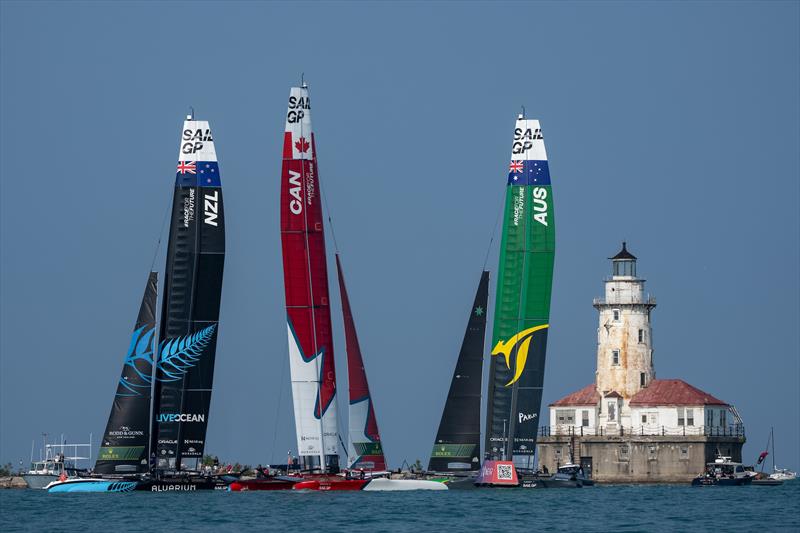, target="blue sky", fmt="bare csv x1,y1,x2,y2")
1,1,798,471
